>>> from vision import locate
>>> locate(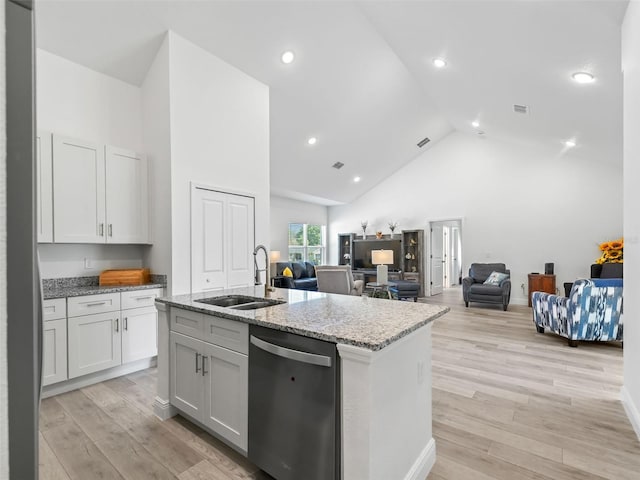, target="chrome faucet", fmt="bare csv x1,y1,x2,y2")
253,245,276,297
